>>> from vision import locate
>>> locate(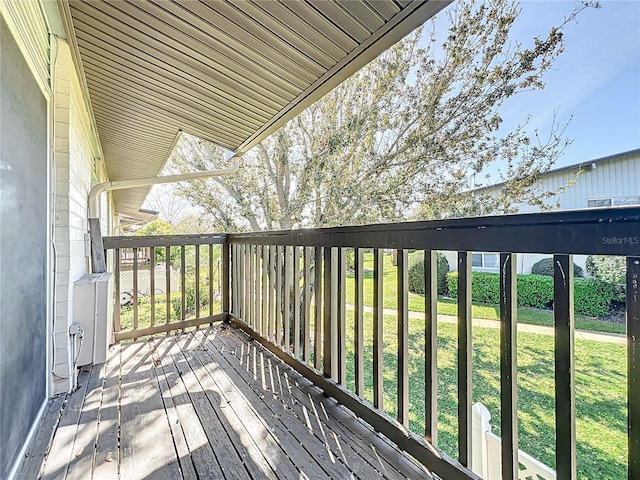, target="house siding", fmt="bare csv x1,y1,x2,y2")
446,150,640,275
509,150,640,213
0,12,49,480
52,38,100,395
